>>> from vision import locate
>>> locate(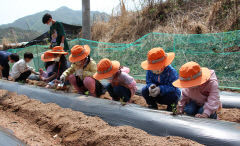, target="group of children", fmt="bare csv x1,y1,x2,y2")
0,51,39,82
1,44,221,120
0,13,222,120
